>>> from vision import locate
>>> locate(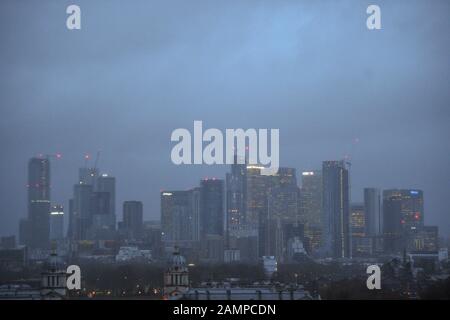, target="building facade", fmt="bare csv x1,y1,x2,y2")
321,160,351,258
383,189,424,254
300,170,322,253
49,204,64,241
27,157,51,249
122,201,144,240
